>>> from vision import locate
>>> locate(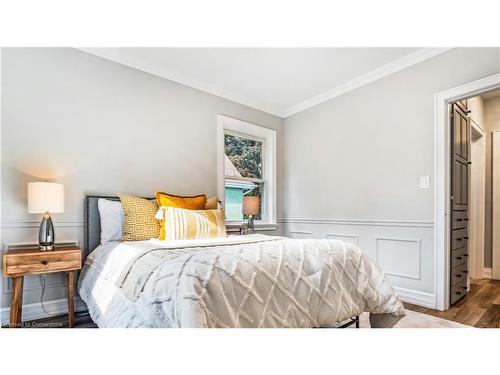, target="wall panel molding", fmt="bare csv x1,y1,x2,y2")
289,231,313,239
375,237,422,280
278,218,434,228
326,233,359,245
